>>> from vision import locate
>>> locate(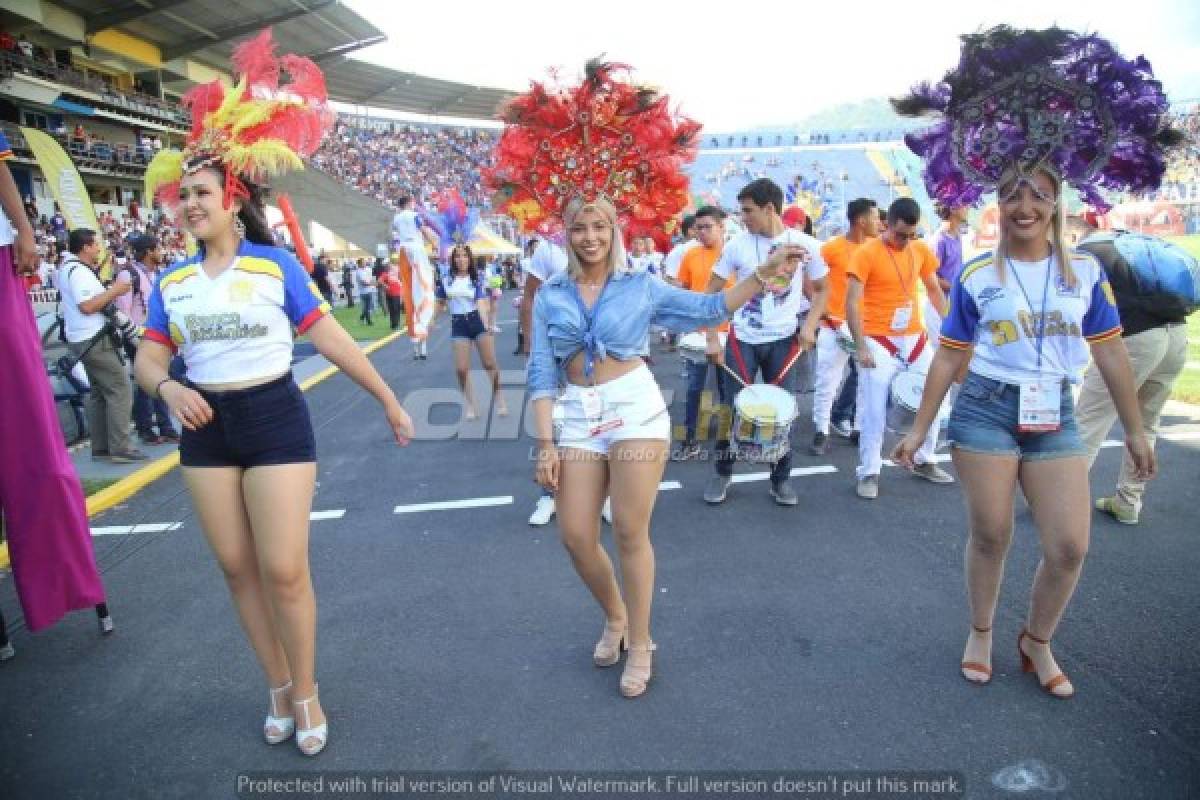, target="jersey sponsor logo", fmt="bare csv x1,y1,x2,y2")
183,312,269,343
